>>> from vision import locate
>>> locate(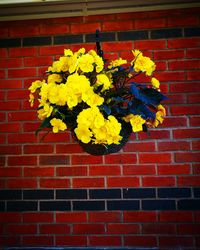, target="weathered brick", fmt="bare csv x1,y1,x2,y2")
56,212,87,223
135,18,166,29
171,105,200,115
88,212,121,223
168,60,200,70
168,38,200,48
39,24,69,35
9,47,38,57
105,154,137,164
23,212,54,223
24,56,53,67
159,236,193,248
89,165,121,176
56,236,87,246
0,167,22,177
142,177,175,187
124,142,155,152
157,141,190,151
22,236,54,246
107,177,139,188
73,178,104,188
39,155,70,165
0,58,22,68
102,21,133,31
6,224,37,234
142,223,176,234
159,211,193,222
40,224,70,234
40,179,70,188
186,48,200,58
167,16,199,27
175,152,200,163
178,176,200,187
123,165,156,175
73,224,105,234
7,179,37,188
0,80,22,89
107,223,140,234
139,153,171,164
57,166,87,176
8,155,37,166
71,23,100,34
24,167,54,177
124,236,157,247
8,68,37,78
154,49,184,60
71,155,103,165
157,164,190,175
89,236,122,246
173,129,200,139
